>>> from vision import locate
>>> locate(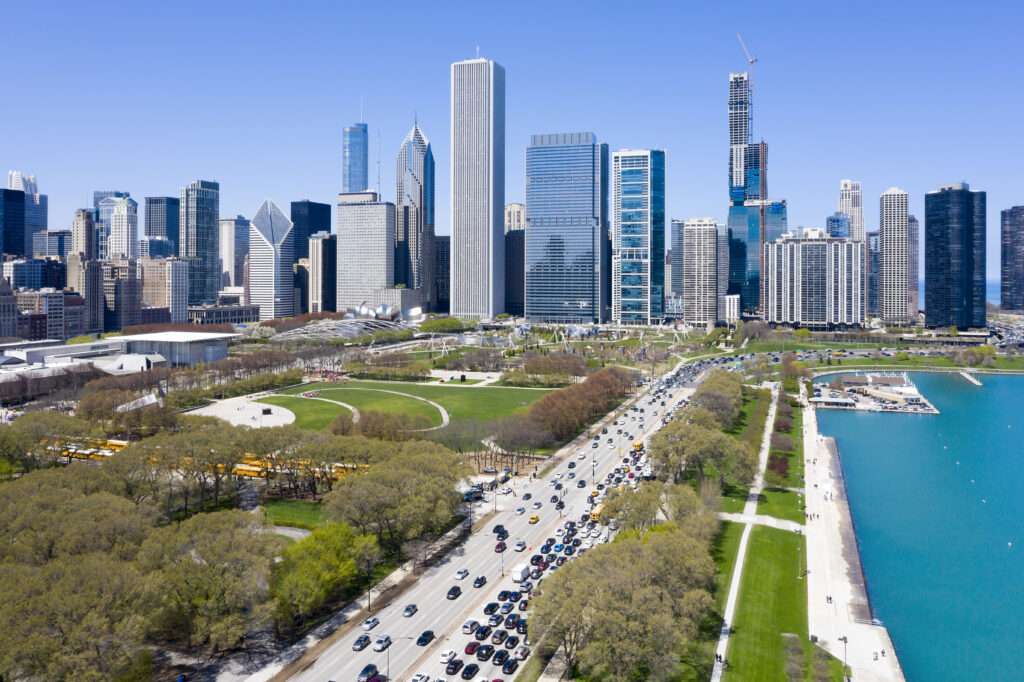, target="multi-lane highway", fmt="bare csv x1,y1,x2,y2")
292,365,699,682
